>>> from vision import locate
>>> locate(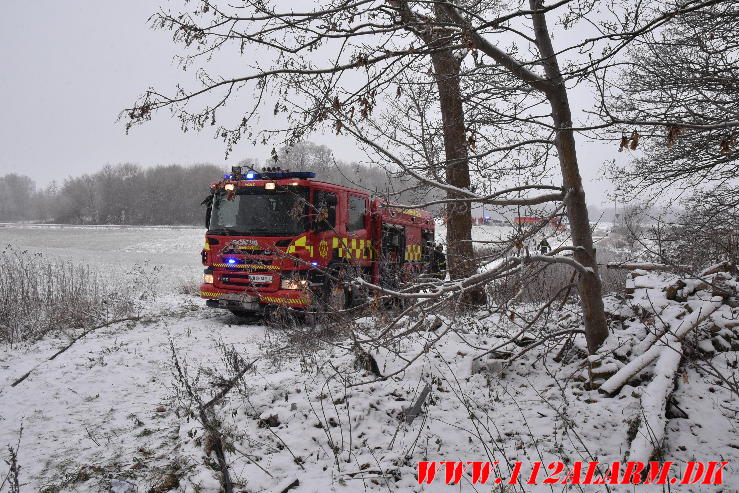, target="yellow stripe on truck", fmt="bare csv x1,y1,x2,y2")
286,234,314,256
404,244,422,261
259,296,310,305
332,237,372,259
200,291,222,298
